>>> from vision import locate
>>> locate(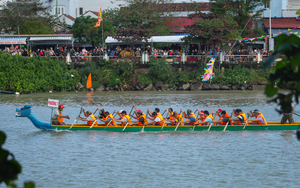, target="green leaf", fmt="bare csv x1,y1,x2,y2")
263,53,281,69
0,131,6,146
291,53,300,68
24,181,35,188
264,83,278,97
